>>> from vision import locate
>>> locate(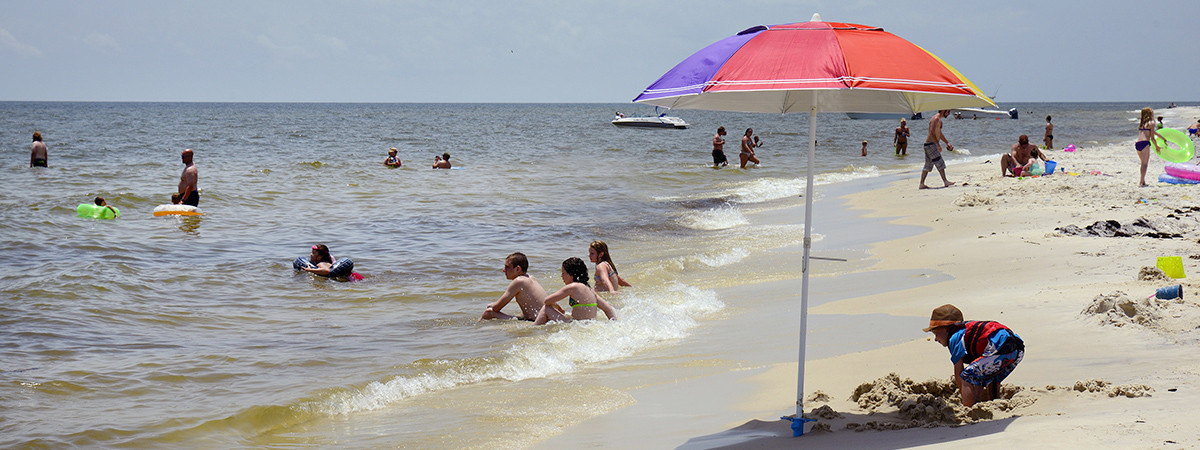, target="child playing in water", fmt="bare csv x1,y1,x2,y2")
534,257,616,325
481,252,552,321
384,147,402,167
924,304,1024,406
588,240,632,293
94,197,117,216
